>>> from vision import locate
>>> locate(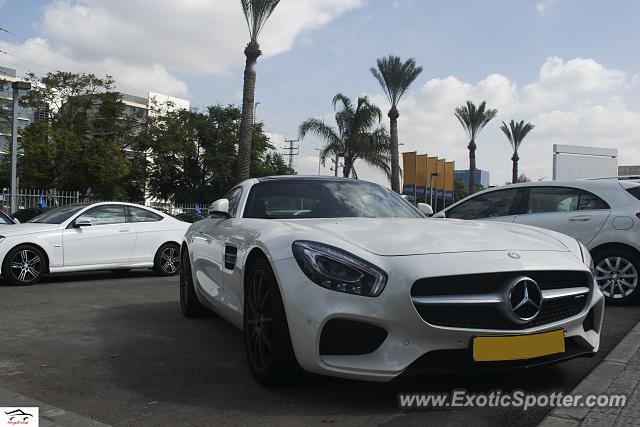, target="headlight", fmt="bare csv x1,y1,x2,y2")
292,241,387,297
579,242,595,274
